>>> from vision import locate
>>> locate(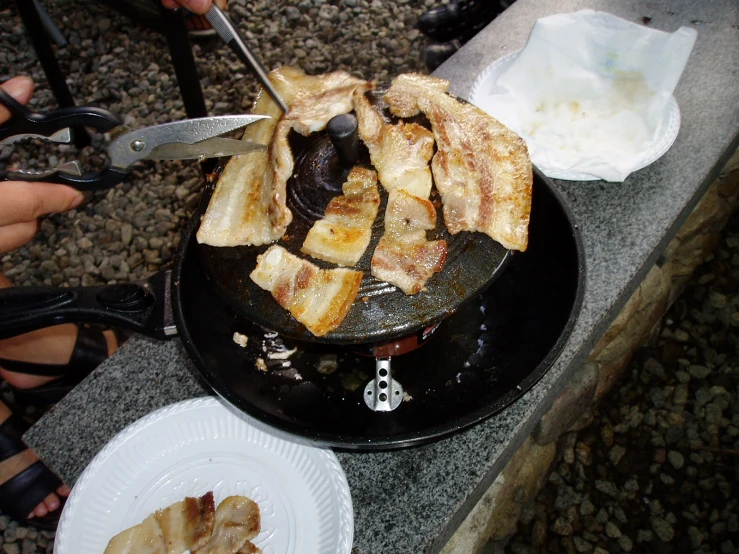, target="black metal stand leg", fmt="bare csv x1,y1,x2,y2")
158,6,208,120
158,5,213,173
13,0,91,147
